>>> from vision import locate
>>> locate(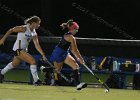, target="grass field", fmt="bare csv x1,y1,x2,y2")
2,69,133,84
0,83,140,100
